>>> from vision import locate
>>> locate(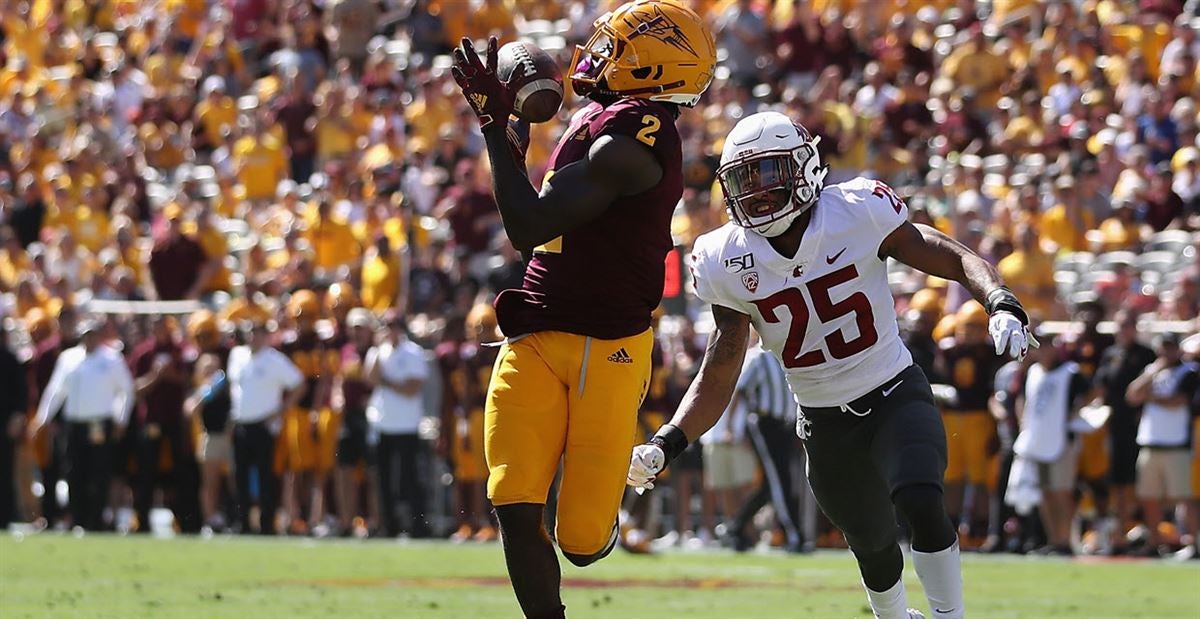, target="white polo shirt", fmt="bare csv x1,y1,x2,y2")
35,345,135,426
366,338,430,435
227,345,304,426
1137,362,1199,448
